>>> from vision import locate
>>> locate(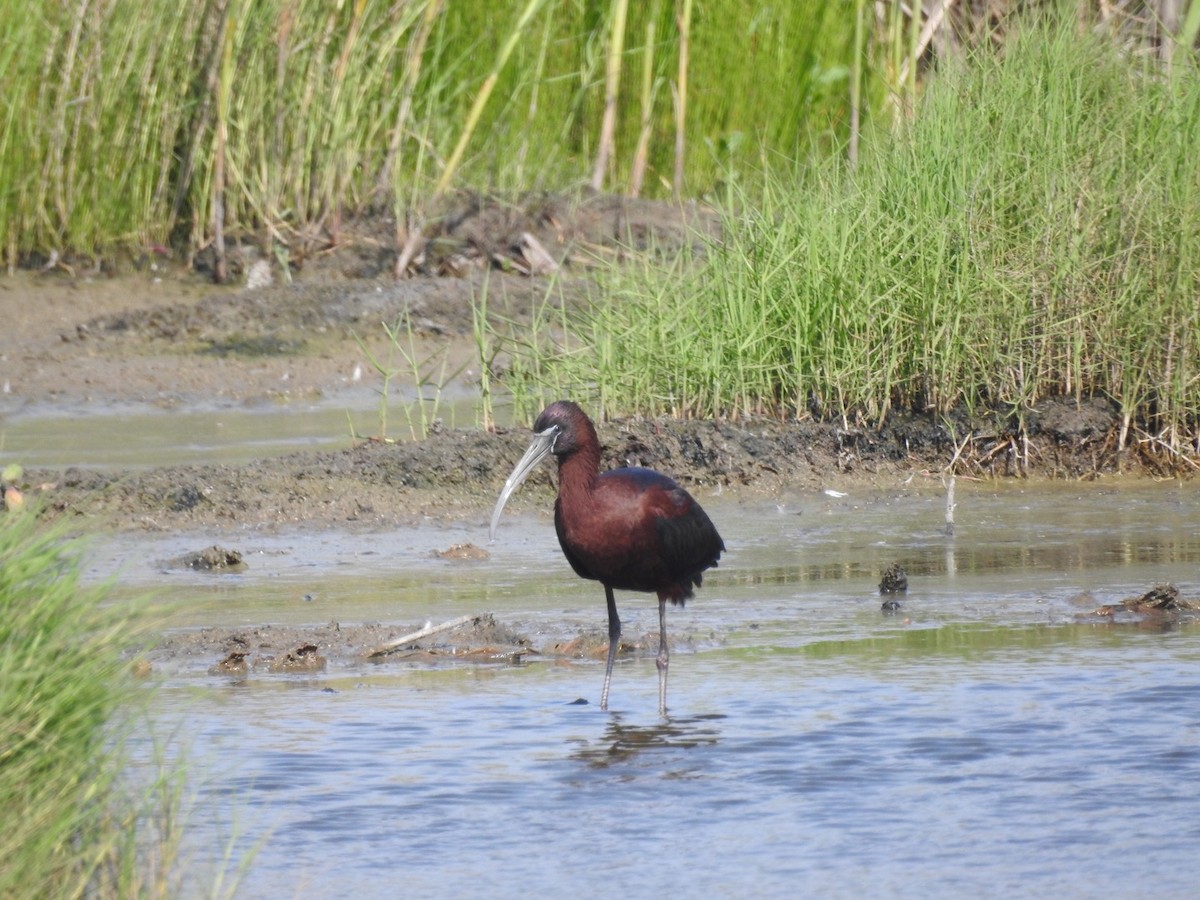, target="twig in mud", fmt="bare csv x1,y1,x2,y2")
943,474,956,537
976,437,1009,465
394,226,425,278
944,431,972,473
977,434,1023,474
518,231,559,275
1134,427,1200,471
366,614,484,658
